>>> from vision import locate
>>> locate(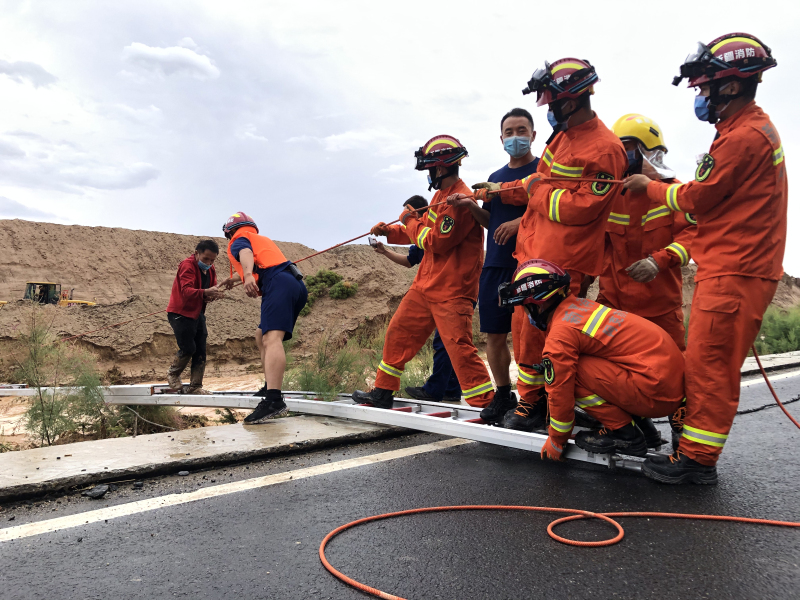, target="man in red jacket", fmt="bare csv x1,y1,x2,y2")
166,240,225,394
